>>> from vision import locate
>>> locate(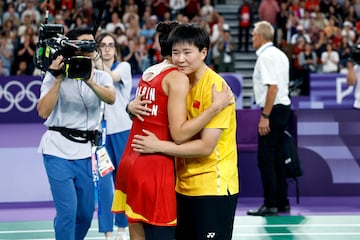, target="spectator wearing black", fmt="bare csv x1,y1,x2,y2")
12,34,36,75
298,42,318,96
